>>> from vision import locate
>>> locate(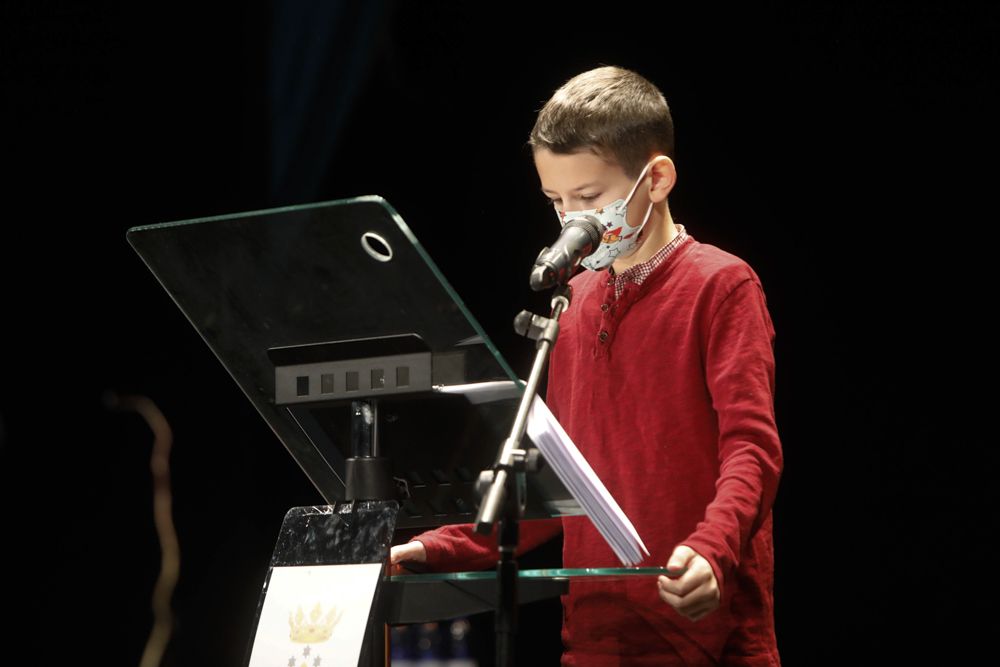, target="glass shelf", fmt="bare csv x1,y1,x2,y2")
391,566,669,583
385,566,672,623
